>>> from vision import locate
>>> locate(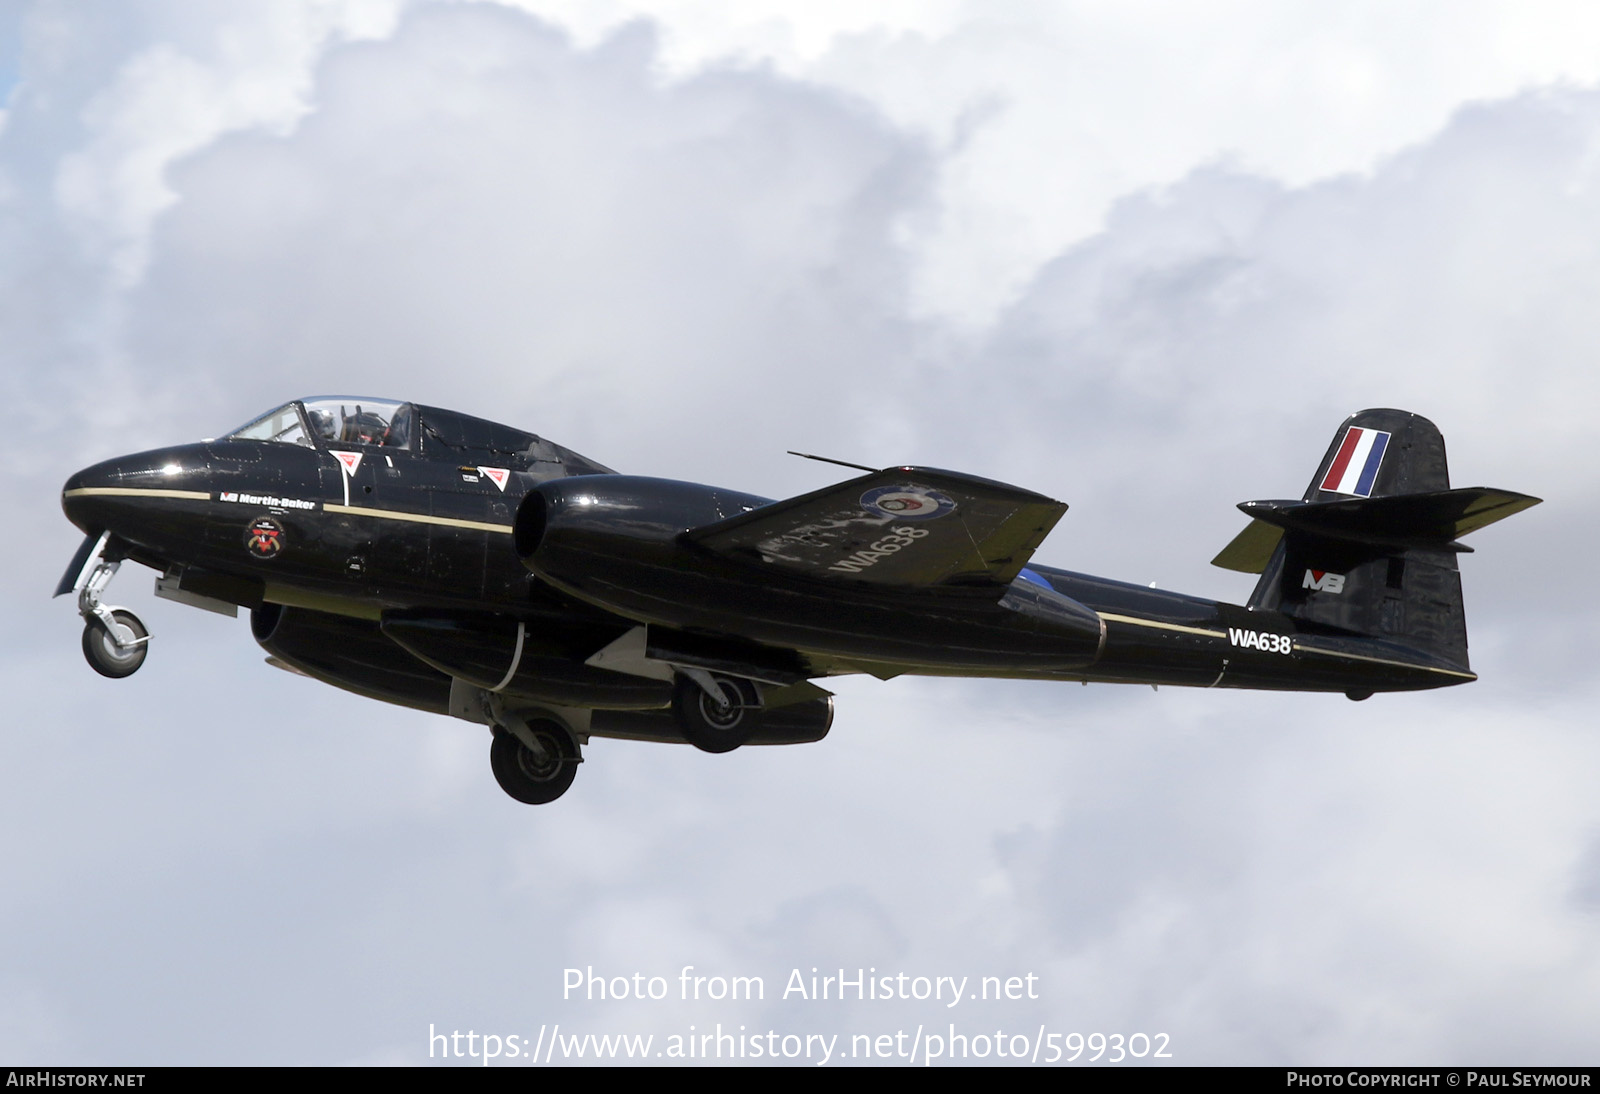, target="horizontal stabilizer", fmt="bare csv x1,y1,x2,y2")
1212,487,1541,573
1211,518,1286,574
685,466,1066,590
